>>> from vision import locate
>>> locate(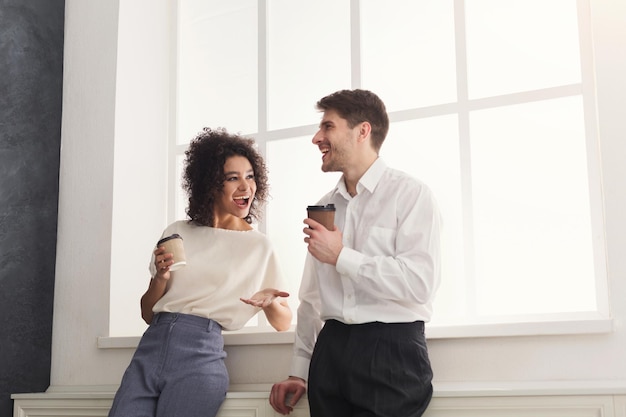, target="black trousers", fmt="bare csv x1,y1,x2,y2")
308,319,433,417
